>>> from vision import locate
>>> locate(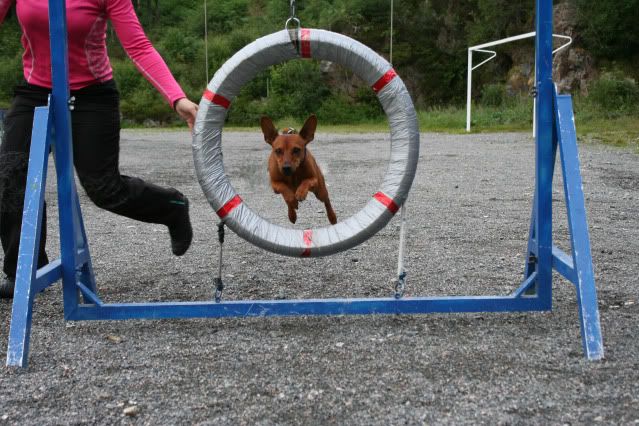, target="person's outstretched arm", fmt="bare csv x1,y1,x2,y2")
107,0,198,128
0,0,15,26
